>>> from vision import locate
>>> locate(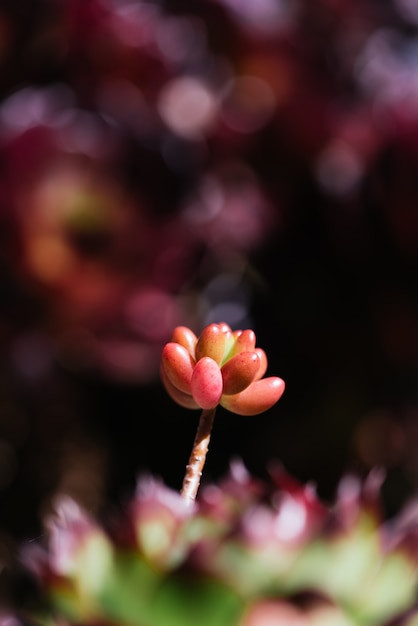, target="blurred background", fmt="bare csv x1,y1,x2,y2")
1,0,418,601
